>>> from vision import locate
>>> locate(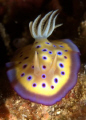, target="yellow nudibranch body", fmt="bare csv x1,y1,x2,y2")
6,10,80,105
